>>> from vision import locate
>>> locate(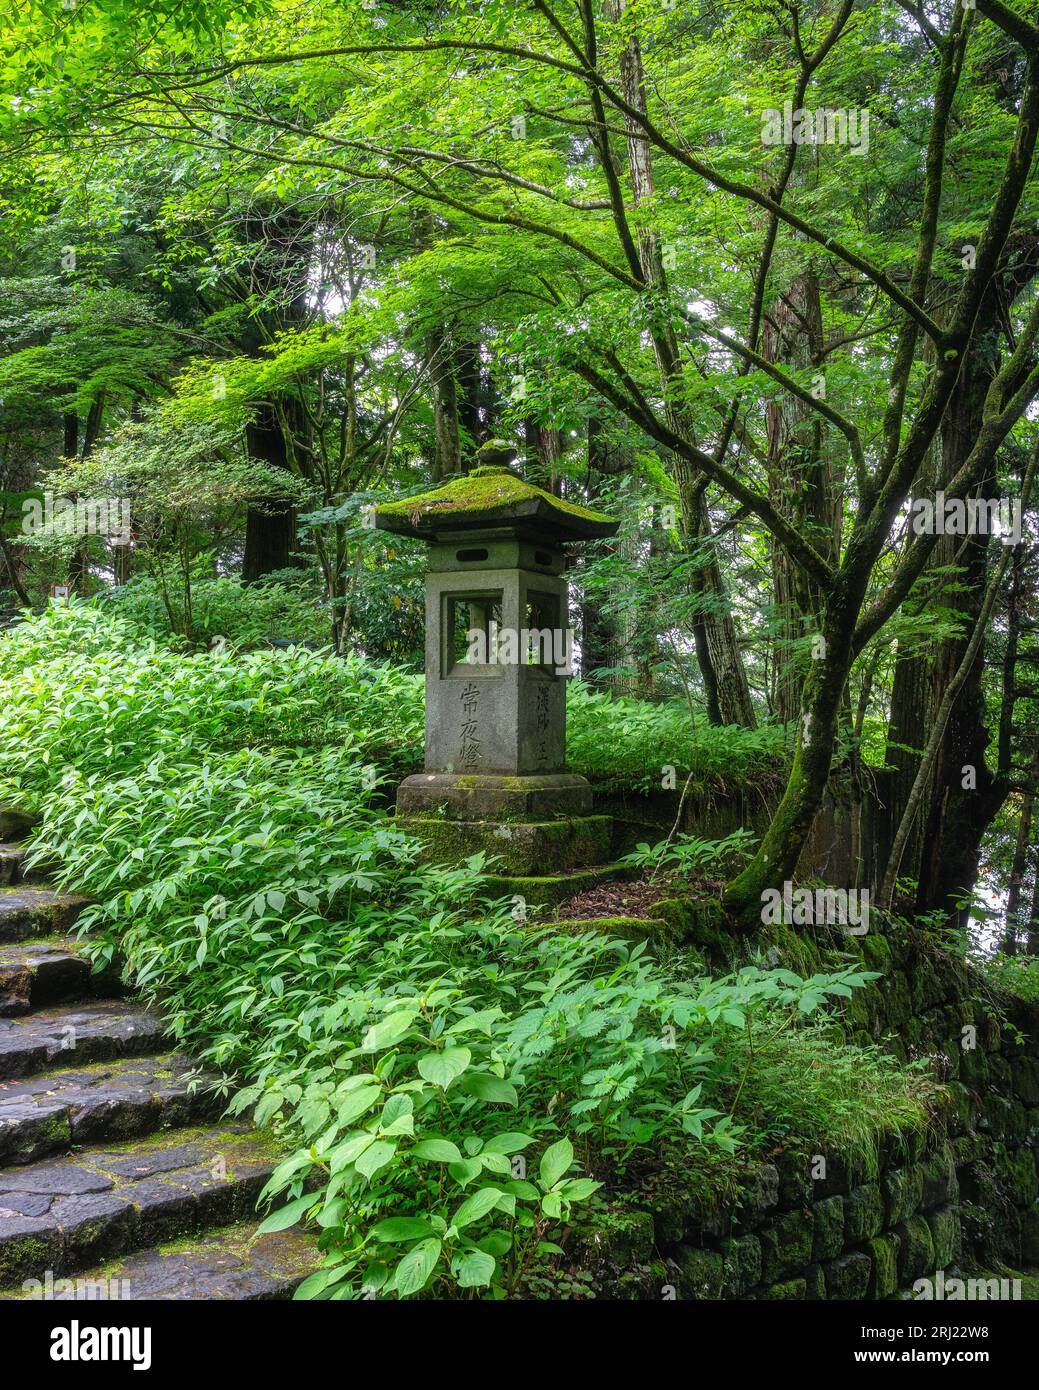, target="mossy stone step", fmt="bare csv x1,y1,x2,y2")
545,915,672,944
0,939,121,1017
0,1053,220,1167
0,1123,284,1285
2,1223,320,1301
0,888,89,943
0,1002,167,1081
0,845,55,887
0,809,36,844
482,863,625,908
